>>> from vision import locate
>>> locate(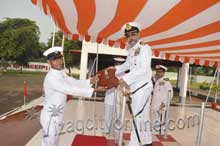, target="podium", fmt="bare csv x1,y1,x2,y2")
96,68,119,89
